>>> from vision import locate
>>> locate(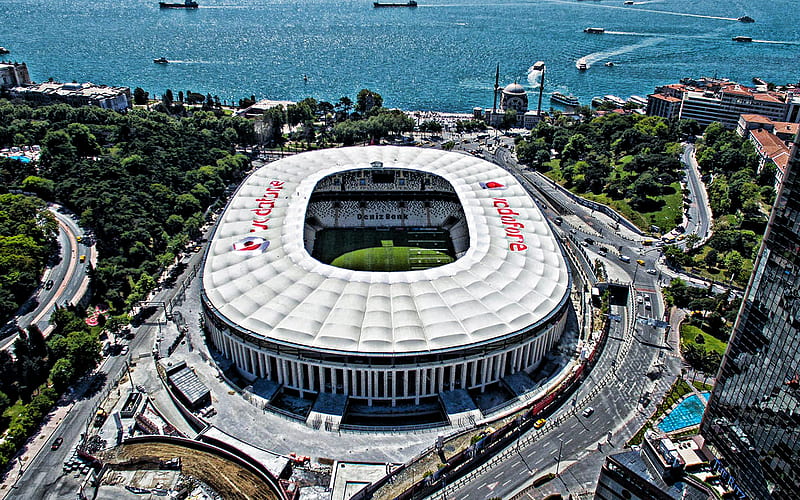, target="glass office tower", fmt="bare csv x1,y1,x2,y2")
701,133,800,499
